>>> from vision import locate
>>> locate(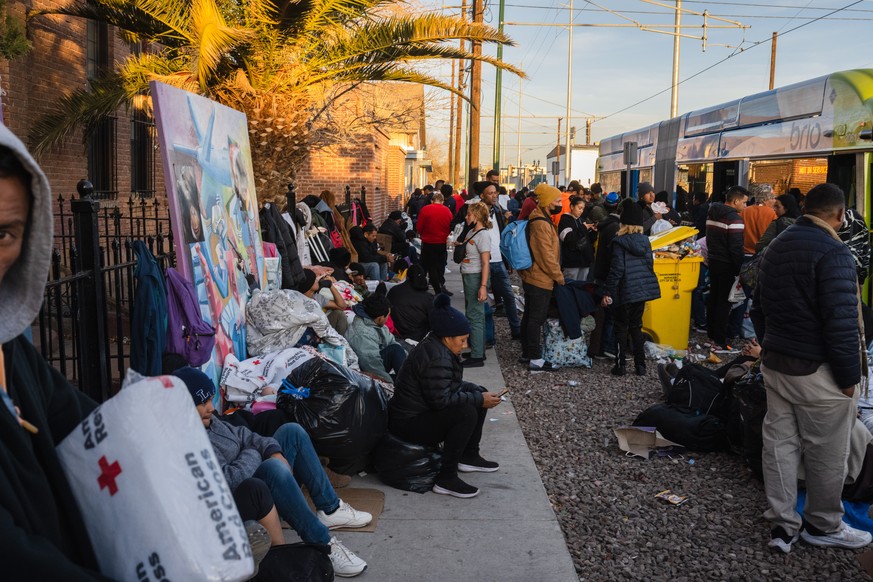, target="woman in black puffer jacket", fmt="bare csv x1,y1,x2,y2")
602,201,660,377
388,295,501,499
